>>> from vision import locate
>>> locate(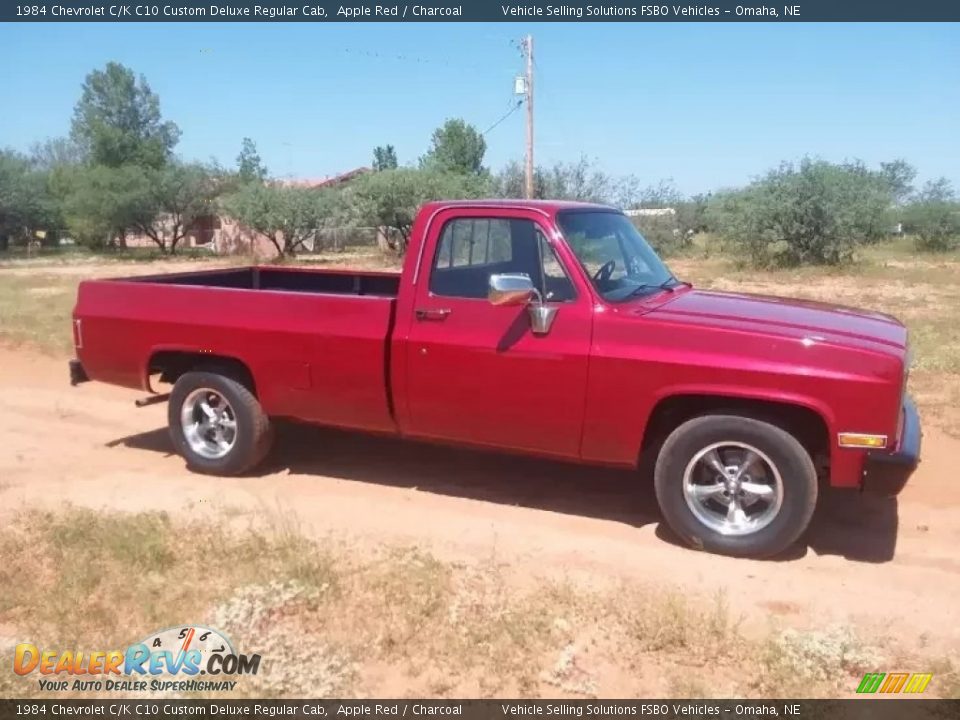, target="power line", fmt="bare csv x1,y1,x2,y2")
483,99,523,136
339,41,526,143
338,47,511,75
